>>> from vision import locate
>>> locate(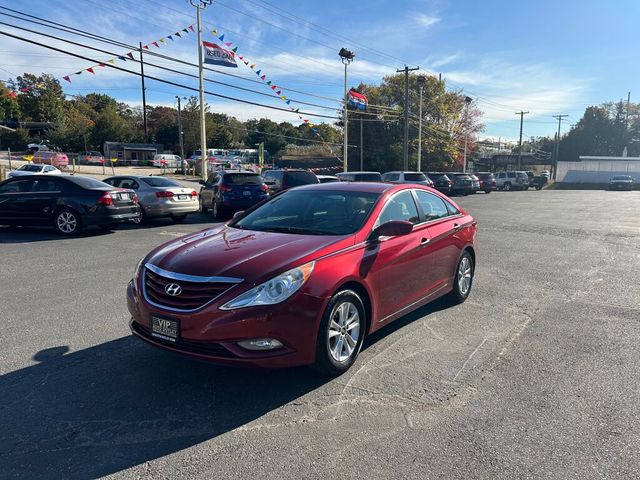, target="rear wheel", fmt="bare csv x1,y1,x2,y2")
54,209,81,236
213,201,226,220
199,197,208,213
313,290,366,376
503,182,512,191
448,251,474,304
484,189,491,194
131,208,146,225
